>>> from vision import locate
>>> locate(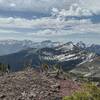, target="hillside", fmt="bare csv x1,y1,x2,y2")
0,68,81,100
70,56,100,80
